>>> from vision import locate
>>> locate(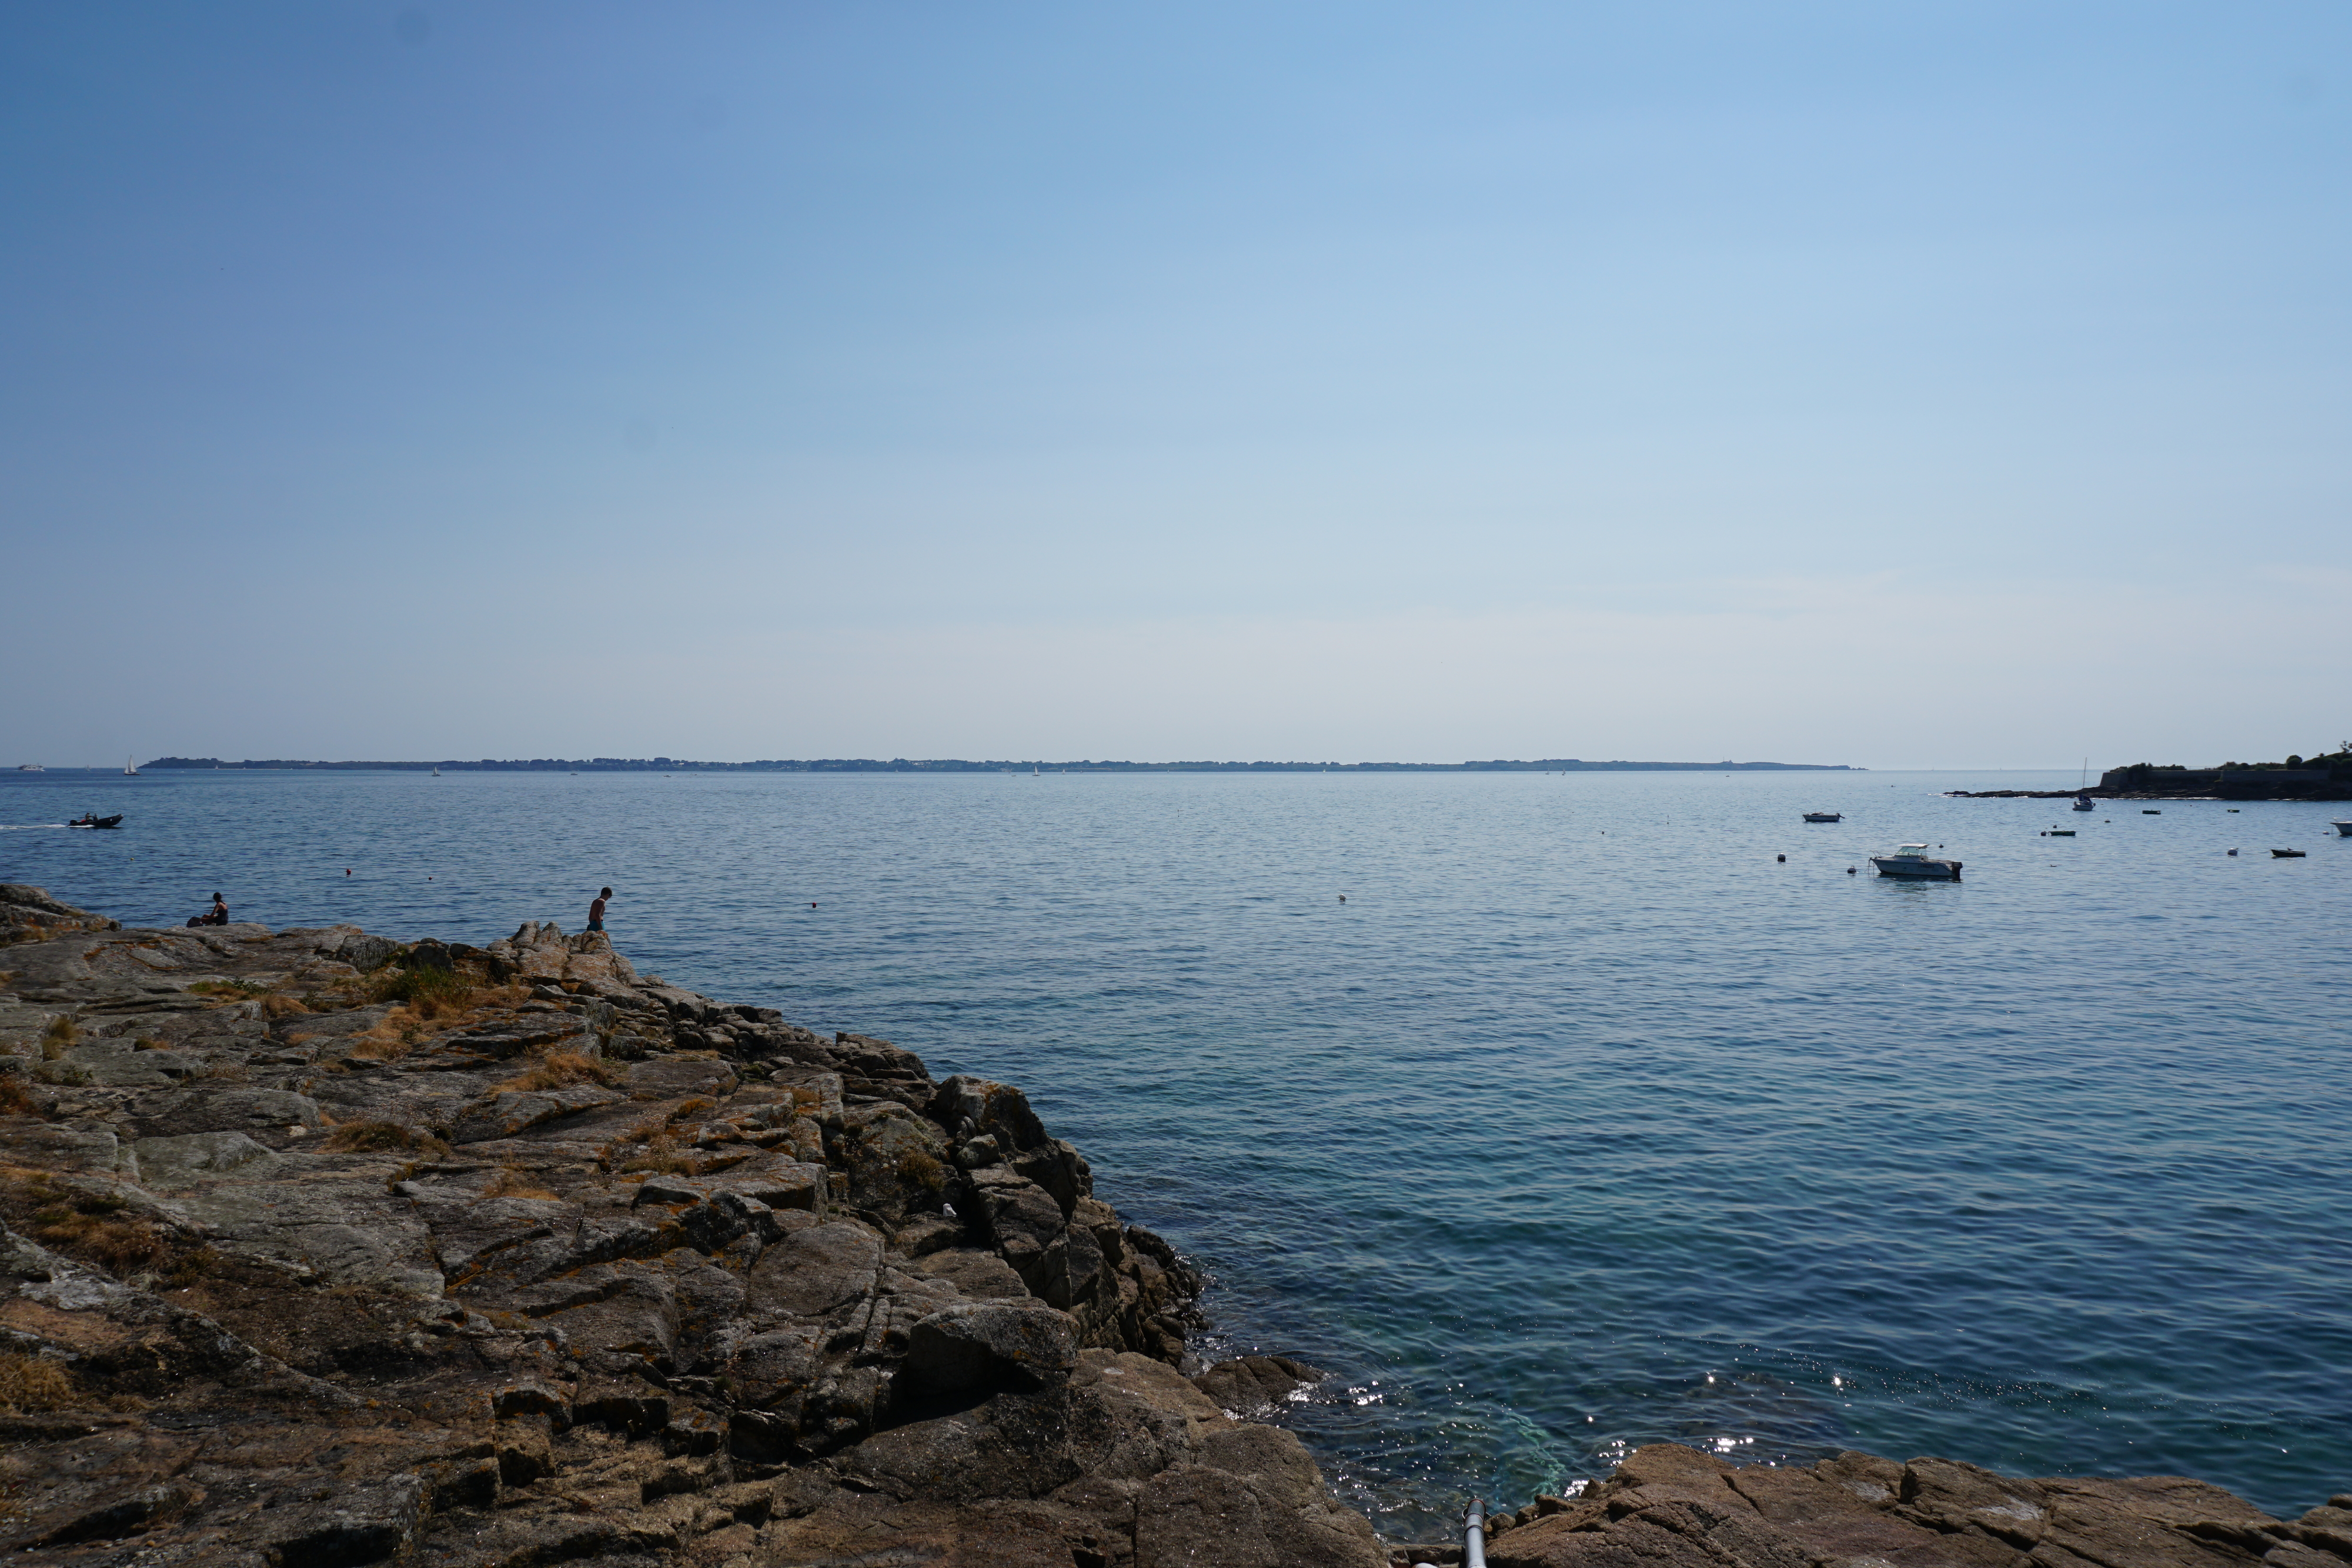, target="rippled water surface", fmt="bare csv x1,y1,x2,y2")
6,767,2348,1534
